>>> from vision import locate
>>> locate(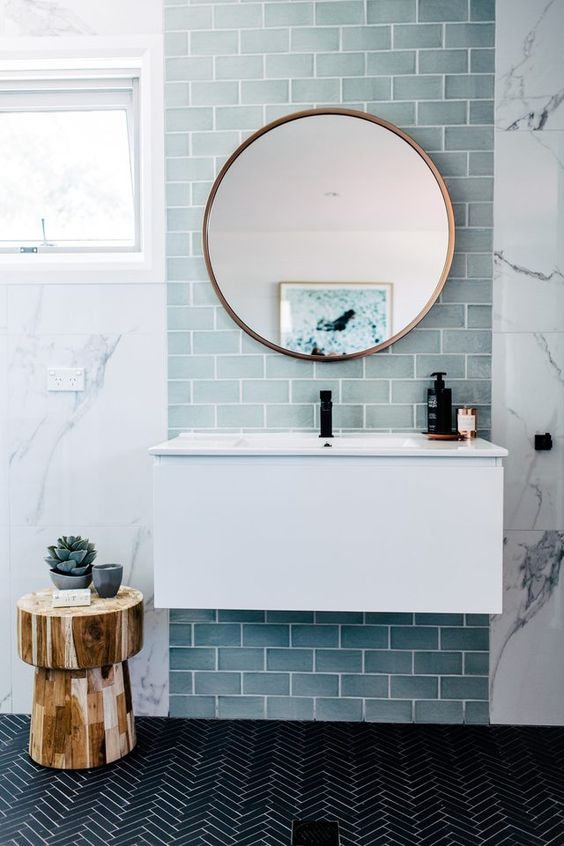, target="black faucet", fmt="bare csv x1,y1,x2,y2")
319,390,333,438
